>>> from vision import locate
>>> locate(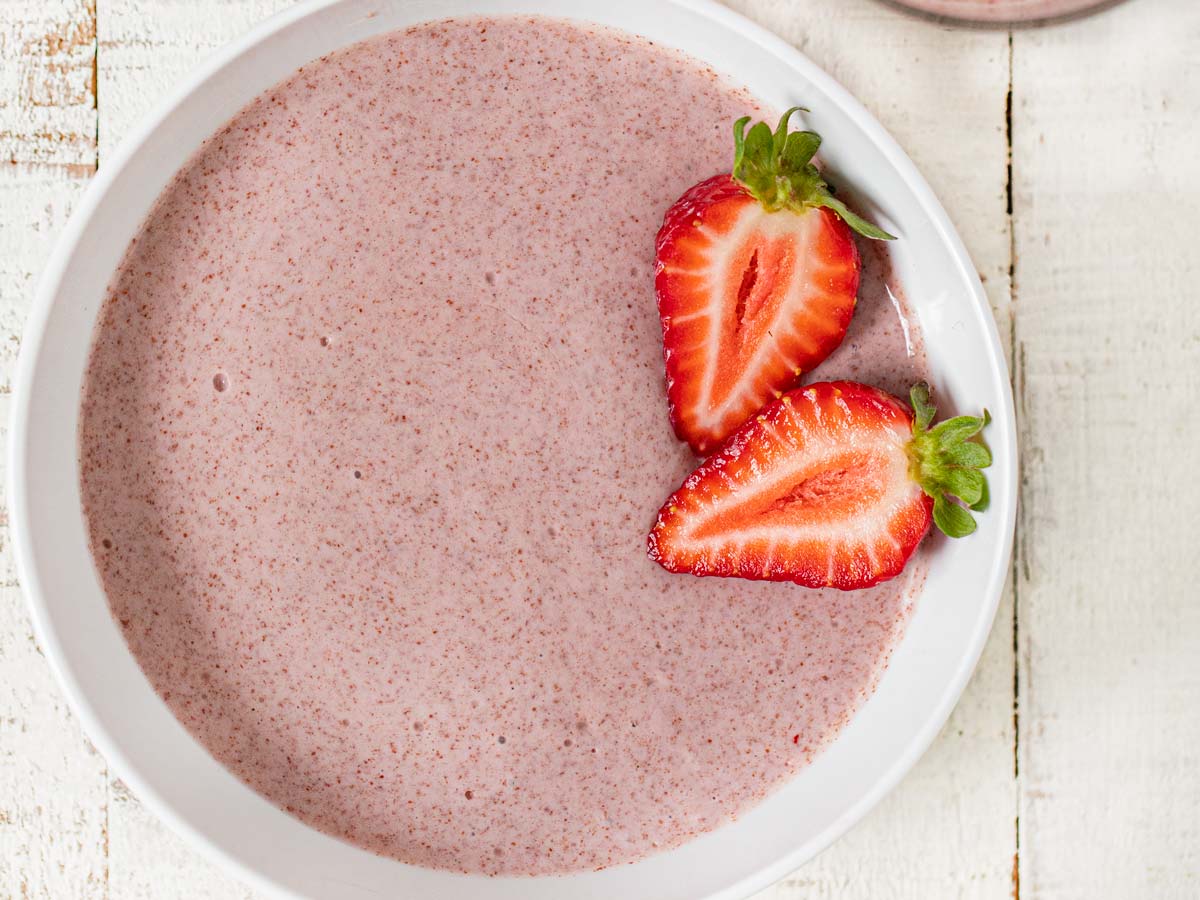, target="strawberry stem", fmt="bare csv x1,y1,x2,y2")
732,108,896,240
906,383,992,538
